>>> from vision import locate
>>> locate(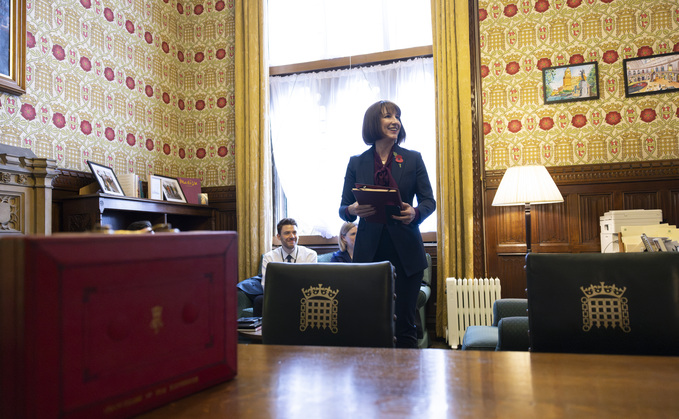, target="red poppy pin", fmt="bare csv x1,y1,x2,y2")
393,152,404,167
